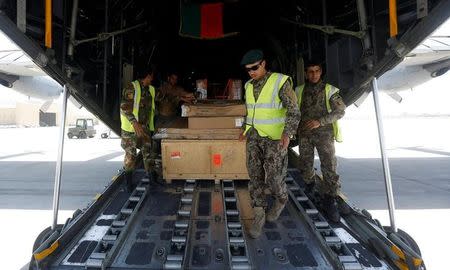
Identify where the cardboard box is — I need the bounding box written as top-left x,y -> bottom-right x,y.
181,102 -> 246,117
188,117 -> 244,129
162,139 -> 249,182
154,128 -> 241,140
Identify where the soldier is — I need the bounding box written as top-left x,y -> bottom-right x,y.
155,72 -> 195,127
120,67 -> 157,191
240,49 -> 300,238
295,60 -> 346,222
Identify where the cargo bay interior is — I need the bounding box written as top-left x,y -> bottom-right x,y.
1,0 -> 447,133
1,0 -> 449,269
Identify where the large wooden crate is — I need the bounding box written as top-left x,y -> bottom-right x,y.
161,139 -> 249,183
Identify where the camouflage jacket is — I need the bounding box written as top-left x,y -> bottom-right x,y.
120,81 -> 153,131
248,72 -> 300,137
156,82 -> 189,117
299,80 -> 346,136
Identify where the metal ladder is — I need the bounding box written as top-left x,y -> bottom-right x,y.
222,180 -> 252,270
85,175 -> 150,268
163,179 -> 197,269
286,168 -> 363,270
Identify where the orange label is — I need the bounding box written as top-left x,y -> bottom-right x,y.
170,151 -> 181,159
213,154 -> 222,166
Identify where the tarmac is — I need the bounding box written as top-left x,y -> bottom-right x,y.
0,116 -> 449,270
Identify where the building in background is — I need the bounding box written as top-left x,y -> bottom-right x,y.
0,87 -> 96,127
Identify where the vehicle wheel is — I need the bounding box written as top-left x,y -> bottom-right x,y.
67,133 -> 73,139
396,228 -> 422,256
29,225 -> 63,270
78,131 -> 86,139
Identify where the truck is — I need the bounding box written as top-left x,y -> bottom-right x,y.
67,118 -> 96,139
0,0 -> 448,269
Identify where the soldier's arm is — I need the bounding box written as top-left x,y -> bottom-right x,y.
175,86 -> 195,102
279,79 -> 301,137
318,93 -> 346,125
120,83 -> 137,124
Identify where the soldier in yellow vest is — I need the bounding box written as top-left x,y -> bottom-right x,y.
295,61 -> 346,222
240,49 -> 300,238
120,67 -> 157,191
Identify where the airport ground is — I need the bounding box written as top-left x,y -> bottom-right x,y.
0,114 -> 449,270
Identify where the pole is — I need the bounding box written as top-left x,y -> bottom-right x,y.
52,85 -> 69,230
103,0 -> 108,111
372,78 -> 397,232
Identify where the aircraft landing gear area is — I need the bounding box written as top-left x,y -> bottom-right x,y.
30,168 -> 423,270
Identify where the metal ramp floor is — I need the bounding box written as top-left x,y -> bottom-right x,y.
44,169 -> 387,270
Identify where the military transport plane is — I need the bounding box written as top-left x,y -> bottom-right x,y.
0,0 -> 449,269
0,33 -> 83,111
1,27 -> 448,112
377,35 -> 450,103
0,34 -> 61,111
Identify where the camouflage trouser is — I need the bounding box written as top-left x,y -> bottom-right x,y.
298,132 -> 340,197
121,130 -> 154,173
246,128 -> 288,209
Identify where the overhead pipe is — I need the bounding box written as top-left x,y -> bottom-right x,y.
357,0 -> 374,70
67,0 -> 79,58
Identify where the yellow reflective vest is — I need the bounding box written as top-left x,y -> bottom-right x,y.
120,80 -> 156,132
244,73 -> 290,140
295,83 -> 342,142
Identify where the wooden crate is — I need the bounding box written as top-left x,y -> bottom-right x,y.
155,128 -> 241,140
162,139 -> 249,183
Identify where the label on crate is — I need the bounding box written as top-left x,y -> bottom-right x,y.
170,151 -> 181,159
235,117 -> 244,127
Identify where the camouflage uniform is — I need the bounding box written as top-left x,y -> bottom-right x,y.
120,81 -> 154,172
246,72 -> 300,208
297,81 -> 346,197
154,82 -> 191,128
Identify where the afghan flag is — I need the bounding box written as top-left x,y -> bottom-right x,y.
180,1 -> 239,39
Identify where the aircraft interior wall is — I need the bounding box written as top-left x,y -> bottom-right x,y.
0,0 -> 448,133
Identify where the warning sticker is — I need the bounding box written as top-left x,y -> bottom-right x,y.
170,151 -> 181,159
213,154 -> 222,167
235,117 -> 244,127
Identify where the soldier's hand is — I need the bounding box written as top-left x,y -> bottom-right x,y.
239,131 -> 246,142
181,94 -> 196,104
279,133 -> 290,151
304,120 -> 320,130
133,122 -> 147,139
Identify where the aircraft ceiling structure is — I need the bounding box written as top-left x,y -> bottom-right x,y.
0,0 -> 449,134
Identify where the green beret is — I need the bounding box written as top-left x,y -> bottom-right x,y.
240,49 -> 264,65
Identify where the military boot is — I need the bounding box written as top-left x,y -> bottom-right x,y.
323,195 -> 340,223
304,182 -> 315,197
248,207 -> 265,239
125,171 -> 134,192
266,200 -> 286,222
149,170 -> 165,185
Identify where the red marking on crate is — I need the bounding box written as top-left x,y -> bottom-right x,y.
170,151 -> 181,159
213,154 -> 222,166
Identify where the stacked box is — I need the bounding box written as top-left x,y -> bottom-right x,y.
158,100 -> 249,182
182,101 -> 246,129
